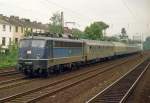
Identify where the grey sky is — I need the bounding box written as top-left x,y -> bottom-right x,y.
0,0 -> 149,39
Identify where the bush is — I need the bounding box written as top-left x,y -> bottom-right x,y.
0,44 -> 18,68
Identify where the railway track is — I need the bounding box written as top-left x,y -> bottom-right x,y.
0,70 -> 19,76
0,68 -> 30,91
0,72 -> 26,89
86,59 -> 150,103
0,67 -> 15,72
0,77 -> 30,91
0,54 -> 142,103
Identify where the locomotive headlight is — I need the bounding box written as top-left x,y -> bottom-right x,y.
27,50 -> 31,54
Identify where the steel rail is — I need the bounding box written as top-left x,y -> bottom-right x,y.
0,70 -> 19,76
0,77 -> 33,91
86,59 -> 149,103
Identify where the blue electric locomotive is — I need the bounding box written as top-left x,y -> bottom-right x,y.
18,36 -> 84,77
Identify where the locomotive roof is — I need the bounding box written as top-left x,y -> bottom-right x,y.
22,36 -> 136,47
22,36 -> 115,46
21,36 -> 84,43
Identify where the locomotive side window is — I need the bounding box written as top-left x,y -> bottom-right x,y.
54,41 -> 82,47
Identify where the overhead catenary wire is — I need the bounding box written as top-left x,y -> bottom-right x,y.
42,0 -> 93,21
120,0 -> 138,22
38,0 -> 91,29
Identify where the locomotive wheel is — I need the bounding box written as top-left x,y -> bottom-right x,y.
24,69 -> 28,75
28,70 -> 34,78
59,64 -> 64,73
42,69 -> 49,77
53,65 -> 61,74
76,63 -> 80,69
66,64 -> 72,71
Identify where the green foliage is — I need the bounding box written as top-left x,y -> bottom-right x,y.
121,28 -> 127,35
0,44 -> 18,68
49,12 -> 63,34
24,30 -> 32,37
146,36 -> 150,41
72,28 -> 84,39
84,21 -> 109,40
103,36 -> 120,42
120,28 -> 128,40
143,36 -> 150,50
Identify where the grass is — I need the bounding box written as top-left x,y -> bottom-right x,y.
0,46 -> 18,69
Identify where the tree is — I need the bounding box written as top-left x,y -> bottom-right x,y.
72,28 -> 84,39
143,36 -> 150,50
49,12 -> 63,34
24,31 -> 32,37
120,27 -> 129,43
84,21 -> 109,40
121,28 -> 127,36
120,28 -> 128,39
146,36 -> 150,41
103,36 -> 120,42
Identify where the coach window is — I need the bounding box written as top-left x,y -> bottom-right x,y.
2,37 -> 6,46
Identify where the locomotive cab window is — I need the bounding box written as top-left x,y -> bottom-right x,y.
20,39 -> 46,48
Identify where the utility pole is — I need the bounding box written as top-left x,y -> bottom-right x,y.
61,11 -> 64,33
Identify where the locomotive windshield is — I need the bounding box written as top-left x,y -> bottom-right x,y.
20,39 -> 45,48
19,39 -> 46,59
